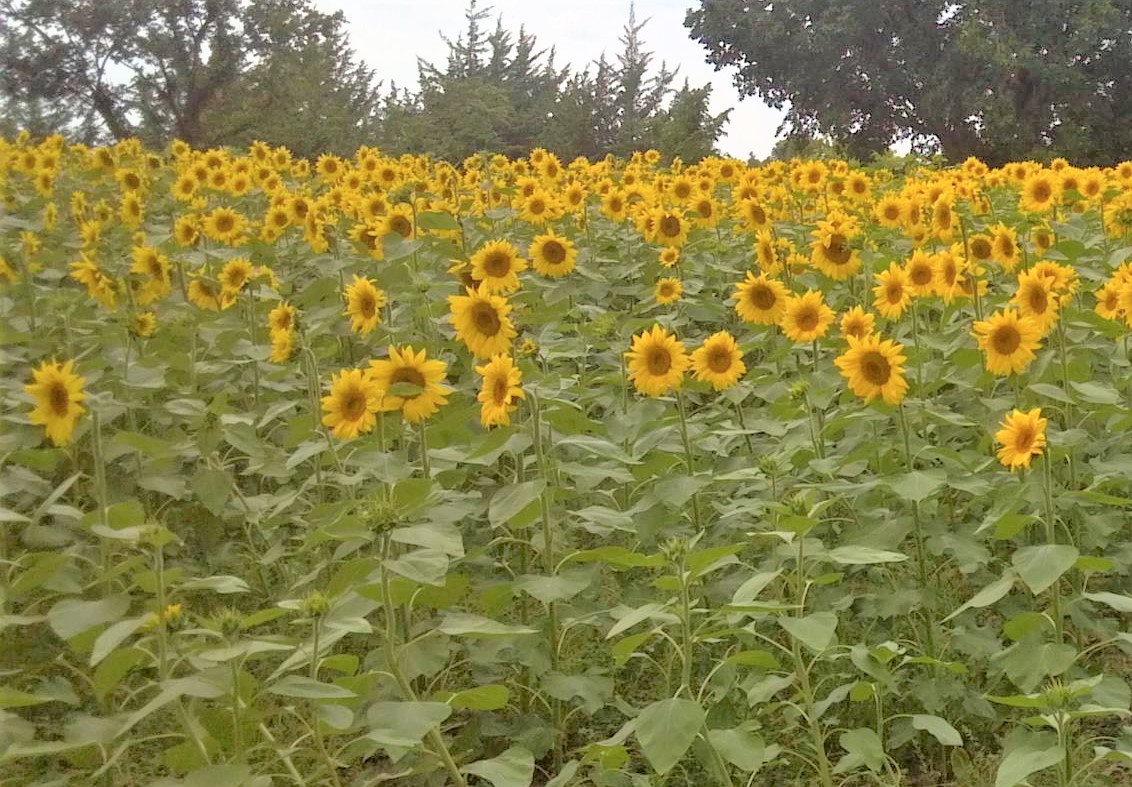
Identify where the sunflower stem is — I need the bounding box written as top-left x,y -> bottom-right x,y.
417,420 -> 431,479
675,390 -> 702,527
897,402 -> 937,659
910,301 -> 925,395
91,409 -> 112,596
1042,454 -> 1065,644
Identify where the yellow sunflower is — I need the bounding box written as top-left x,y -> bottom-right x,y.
25,359 -> 87,446
990,223 -> 1020,270
873,263 -> 912,320
475,354 -> 525,427
658,247 -> 680,269
270,330 -> 295,363
1020,171 -> 1060,213
971,309 -> 1043,375
368,346 -> 450,423
1011,270 -> 1060,335
269,302 -> 296,335
202,207 -> 247,245
131,311 -> 157,338
626,325 -> 689,397
219,257 -> 254,295
780,290 -> 835,343
655,277 -> 683,305
343,275 -> 387,335
840,306 -> 876,340
733,272 -> 789,325
529,232 -> 578,278
690,331 -> 746,391
470,240 -> 527,293
448,287 -> 517,359
904,251 -> 936,297
1095,281 -> 1123,321
834,334 -> 909,405
321,368 -> 382,440
995,408 -> 1047,470
650,208 -> 690,247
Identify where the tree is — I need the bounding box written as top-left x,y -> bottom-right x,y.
685,0 -> 1132,165
0,0 -> 381,154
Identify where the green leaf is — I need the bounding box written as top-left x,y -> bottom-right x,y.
47,595 -> 130,641
392,522 -> 464,557
542,673 -> 614,714
438,613 -> 538,638
385,549 -> 450,586
778,612 -> 838,653
514,572 -> 590,604
911,714 -> 963,746
998,641 -> 1077,692
1013,545 -> 1078,595
707,727 -> 767,772
944,574 -> 1015,621
365,701 -> 452,747
461,746 -> 534,787
182,765 -> 255,787
565,546 -> 664,568
835,728 -> 886,773
827,546 -> 908,565
179,575 -> 251,594
887,470 -> 945,502
268,675 -> 357,699
634,698 -> 705,775
995,735 -> 1063,787
1084,592 -> 1132,612
488,480 -> 545,528
444,684 -> 510,711
0,686 -> 56,708
417,211 -> 460,231
1070,380 -> 1121,405
191,467 -> 231,515
90,617 -> 147,667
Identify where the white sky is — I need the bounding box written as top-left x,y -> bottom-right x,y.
313,0 -> 786,160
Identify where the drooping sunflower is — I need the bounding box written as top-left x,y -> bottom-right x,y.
529,232 -> 578,278
780,290 -> 834,343
129,246 -> 172,306
475,354 -> 525,427
368,346 -> 450,423
25,359 -> 87,446
834,334 -> 909,405
626,325 -> 689,397
470,240 -> 527,293
343,275 -> 387,335
733,272 -> 789,325
448,287 -> 517,359
690,331 -> 746,391
187,274 -> 236,311
971,309 -> 1043,376
655,277 -> 683,305
995,408 -> 1047,469
269,302 -> 297,335
321,368 -> 382,440
270,330 -> 295,363
873,263 -> 912,320
840,306 -> 876,340
131,311 -> 158,339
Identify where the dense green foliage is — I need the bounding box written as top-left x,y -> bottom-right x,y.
686,0 -> 1132,165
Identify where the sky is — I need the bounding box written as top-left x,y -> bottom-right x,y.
312,0 -> 787,160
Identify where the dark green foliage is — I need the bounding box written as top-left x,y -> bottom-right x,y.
686,0 -> 1132,165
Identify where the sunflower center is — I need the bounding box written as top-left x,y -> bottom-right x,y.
1026,285 -> 1049,314
936,204 -> 951,225
749,205 -> 766,224
609,198 -> 623,213
750,284 -> 776,311
910,264 -> 932,286
659,215 -> 682,237
886,284 -> 905,303
342,390 -> 368,420
991,325 -> 1022,355
469,302 -> 502,336
796,307 -> 819,332
646,348 -> 672,376
48,382 -> 70,416
1032,181 -> 1052,202
215,214 -> 235,233
971,237 -> 992,259
825,234 -> 852,265
541,241 -> 566,265
390,367 -> 426,397
358,292 -> 376,318
706,347 -> 733,373
860,351 -> 892,386
492,378 -> 510,403
999,237 -> 1016,257
884,205 -> 900,221
1013,426 -> 1034,452
483,251 -> 512,279
528,199 -> 546,215
390,216 -> 412,238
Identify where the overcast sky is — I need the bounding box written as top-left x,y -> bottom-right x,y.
312,0 -> 786,159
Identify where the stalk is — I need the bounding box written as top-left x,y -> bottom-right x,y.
1042,455 -> 1065,644
675,390 -> 702,526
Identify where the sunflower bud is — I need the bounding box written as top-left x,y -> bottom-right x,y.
302,591 -> 330,619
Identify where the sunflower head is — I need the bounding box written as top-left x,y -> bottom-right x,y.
25,359 -> 87,445
834,334 -> 908,405
475,354 -> 525,427
995,408 -> 1048,469
691,331 -> 746,391
626,325 -> 689,397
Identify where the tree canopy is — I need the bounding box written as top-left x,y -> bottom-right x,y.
686,0 -> 1132,165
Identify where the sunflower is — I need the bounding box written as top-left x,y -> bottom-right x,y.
1095,281 -> 1123,321
873,264 -> 912,320
995,408 -> 1047,469
905,251 -> 936,297
967,233 -> 994,263
990,223 -> 1020,270
343,275 -> 387,335
931,192 -> 956,240
834,334 -> 909,405
268,302 -> 297,335
780,290 -> 834,343
202,207 -> 247,245
655,277 -> 683,305
874,195 -> 905,228
810,231 -> 860,279
448,287 -> 517,358
972,309 -> 1043,375
70,255 -> 119,309
626,325 -> 689,397
840,306 -> 876,339
131,311 -> 157,338
650,208 -> 690,247
1011,270 -> 1060,335
475,354 -> 525,427
601,190 -> 628,222
321,368 -> 383,439
174,215 -> 200,246
187,275 -> 236,311
690,331 -> 746,391
271,329 -> 295,363
658,247 -> 680,269
735,198 -> 771,231
1020,171 -> 1060,213
733,272 -> 789,325
368,346 -> 450,423
219,257 -> 254,295
25,359 -> 87,445
470,240 -> 527,293
529,232 -> 578,278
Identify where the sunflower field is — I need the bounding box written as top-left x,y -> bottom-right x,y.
6,134 -> 1132,787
